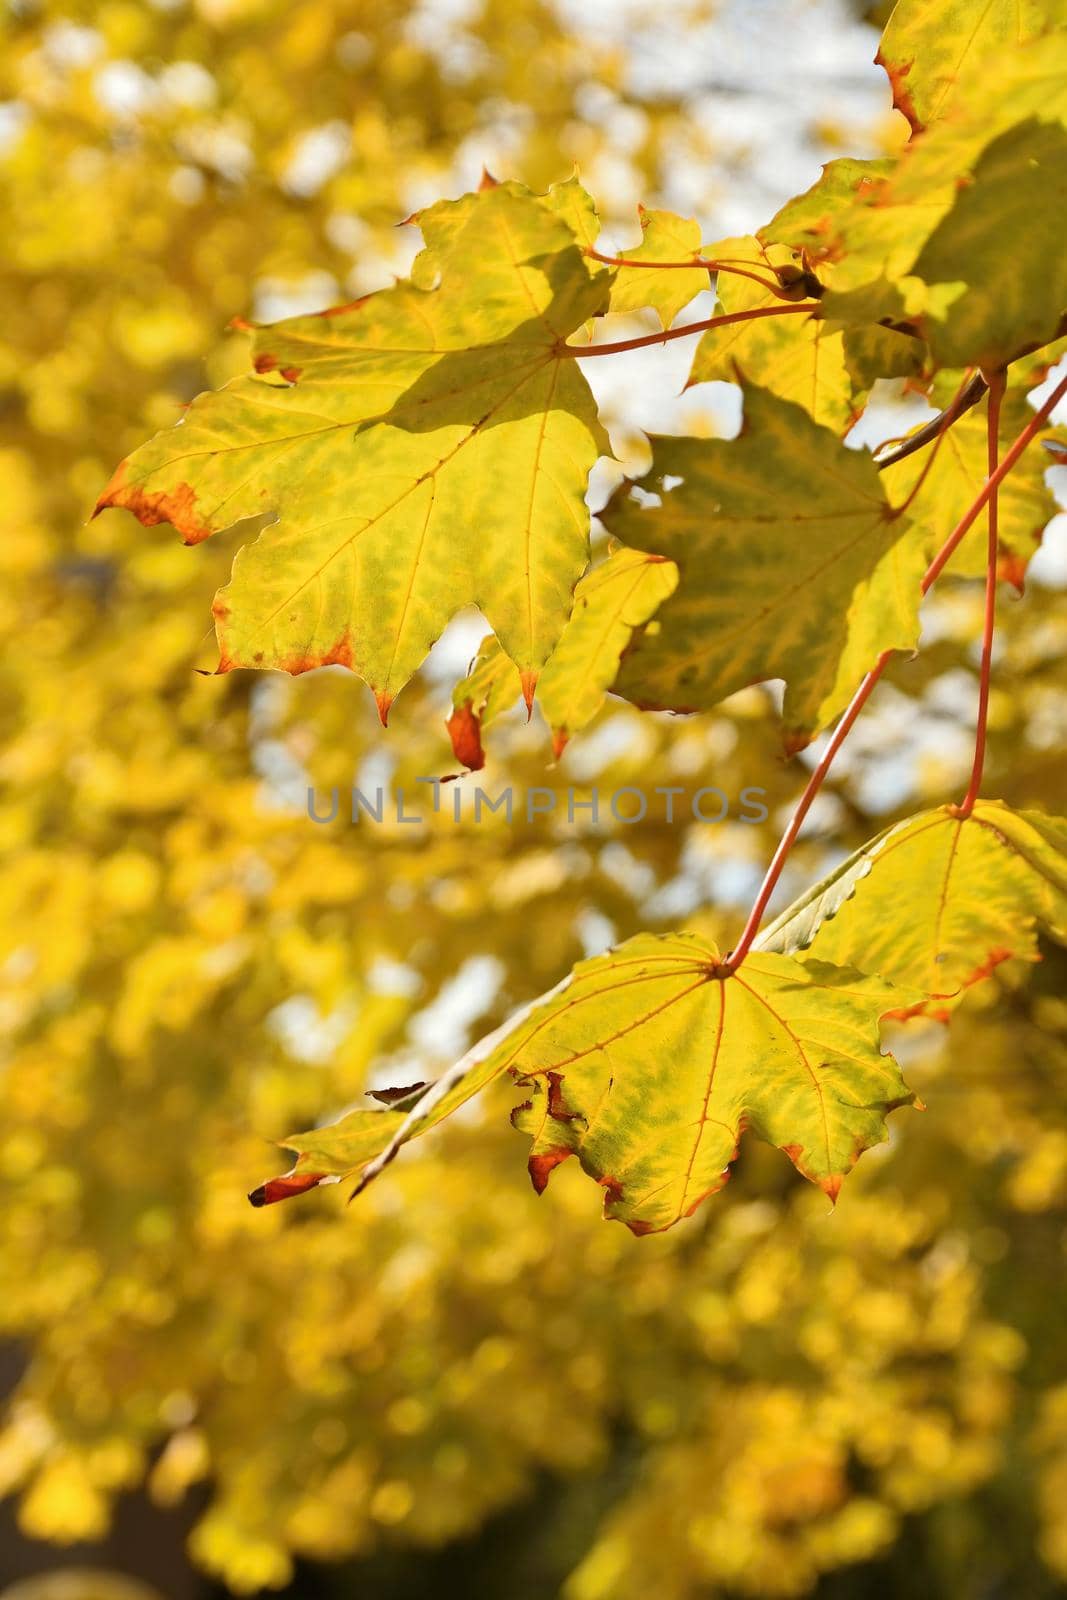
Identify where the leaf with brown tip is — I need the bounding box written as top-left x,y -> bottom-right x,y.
96,181 -> 611,712
268,934 -> 918,1234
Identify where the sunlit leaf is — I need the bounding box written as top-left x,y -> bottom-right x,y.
842,323 -> 929,399
760,157 -> 894,262
277,933 -> 917,1234
769,36 -> 1067,367
757,801 -> 1067,1010
250,1083 -> 430,1204
446,636 -> 524,773
538,548 -> 678,753
911,117 -> 1067,369
96,182 -> 611,716
877,0 -> 1054,132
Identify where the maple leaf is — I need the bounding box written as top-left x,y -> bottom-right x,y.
910,116 -> 1067,370
506,935 -> 918,1233
96,181 -> 611,717
447,546 -> 678,767
601,384 -> 924,750
260,934 -> 918,1234
757,801 -> 1067,1012
767,36 -> 1067,367
877,0 -> 1053,133
687,236 -> 854,431
605,207 -> 710,329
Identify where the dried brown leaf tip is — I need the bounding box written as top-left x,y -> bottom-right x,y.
94,462 -> 214,546
874,48 -> 922,134
446,701 -> 486,771
248,1171 -> 332,1207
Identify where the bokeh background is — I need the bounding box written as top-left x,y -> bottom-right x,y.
3,0 -> 1067,1596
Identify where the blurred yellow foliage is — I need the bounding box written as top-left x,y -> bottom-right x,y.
2,0 -> 1067,1595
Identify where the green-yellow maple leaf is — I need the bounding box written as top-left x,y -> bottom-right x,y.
877,0 -> 1054,133
606,207 -> 710,330
876,29 -> 1067,195
1012,334 -> 1067,388
96,181 -> 611,717
687,237 -> 853,431
258,933 -> 917,1233
602,384 -> 924,750
543,171 -> 604,264
767,36 -> 1067,367
910,116 -> 1067,370
757,801 -> 1067,1012
447,547 -> 678,767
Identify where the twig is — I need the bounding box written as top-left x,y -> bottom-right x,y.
874,371 -> 987,472
584,247 -> 797,299
558,302 -> 814,359
954,370 -> 1006,818
885,368 -> 977,518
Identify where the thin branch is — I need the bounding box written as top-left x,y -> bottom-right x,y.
882,369 -> 977,520
874,370 -> 988,474
585,247 -> 712,272
718,651 -> 893,976
722,368 -> 1067,975
584,247 -> 794,298
558,302 -> 815,359
954,370 -> 1006,818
